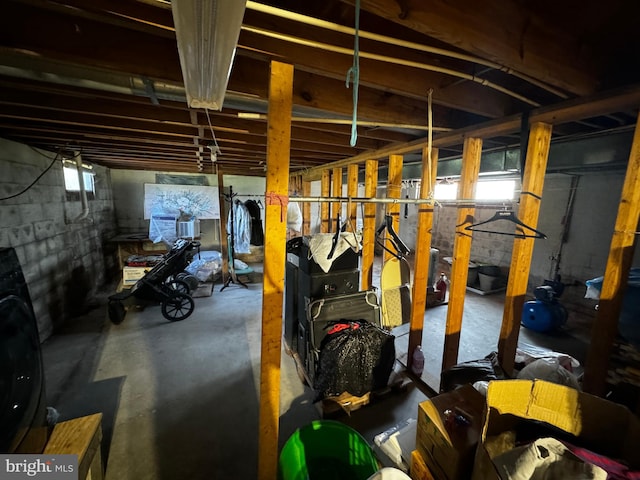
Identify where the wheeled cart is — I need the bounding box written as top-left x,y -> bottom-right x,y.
108,239 -> 200,324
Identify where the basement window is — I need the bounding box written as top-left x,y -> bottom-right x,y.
433,178 -> 517,201
63,161 -> 95,200
476,179 -> 516,200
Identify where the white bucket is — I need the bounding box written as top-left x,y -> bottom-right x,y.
367,467 -> 412,480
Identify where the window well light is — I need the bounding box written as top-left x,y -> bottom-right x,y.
171,0 -> 247,110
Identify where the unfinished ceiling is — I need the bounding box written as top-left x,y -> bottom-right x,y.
1,0 -> 639,175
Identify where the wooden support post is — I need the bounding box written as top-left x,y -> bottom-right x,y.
583,112 -> 640,396
498,122 -> 552,375
258,60 -> 293,480
361,159 -> 378,290
442,138 -> 482,372
332,167 -> 343,231
217,168 -> 229,279
301,179 -> 311,235
320,170 -> 330,233
384,154 -> 403,262
408,146 -> 439,370
347,164 -> 359,231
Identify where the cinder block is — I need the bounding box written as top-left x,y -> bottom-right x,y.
21,259 -> 41,284
9,224 -> 35,246
1,204 -> 22,225
20,204 -> 46,223
24,241 -> 48,263
39,252 -> 59,275
34,220 -> 56,241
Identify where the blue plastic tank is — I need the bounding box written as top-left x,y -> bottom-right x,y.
521,300 -> 567,333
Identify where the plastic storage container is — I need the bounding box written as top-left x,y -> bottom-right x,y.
279,420 -> 379,480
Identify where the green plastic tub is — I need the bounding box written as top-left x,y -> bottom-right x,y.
278,420 -> 379,480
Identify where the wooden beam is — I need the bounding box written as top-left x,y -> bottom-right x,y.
349,0 -> 597,96
258,60 -> 293,480
530,83 -> 640,126
497,122 -> 552,375
301,180 -> 311,235
408,146 -> 439,372
331,167 -> 343,231
232,54 -> 429,127
583,112 -> 640,396
441,137 -> 482,372
301,83 -> 640,181
0,3 -> 184,82
384,155 -> 403,262
347,164 -> 359,231
238,27 -> 511,119
320,170 -> 331,233
302,115 -> 522,180
361,159 -> 378,291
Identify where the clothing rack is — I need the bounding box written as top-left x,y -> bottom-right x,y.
221,185 -> 248,290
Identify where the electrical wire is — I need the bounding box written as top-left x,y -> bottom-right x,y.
0,147 -> 70,202
204,108 -> 221,160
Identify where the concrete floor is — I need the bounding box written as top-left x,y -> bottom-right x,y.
40,261 -> 590,479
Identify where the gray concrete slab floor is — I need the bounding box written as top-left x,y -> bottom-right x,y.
40,261 -> 590,479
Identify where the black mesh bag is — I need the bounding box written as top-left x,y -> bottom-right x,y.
314,320 -> 395,400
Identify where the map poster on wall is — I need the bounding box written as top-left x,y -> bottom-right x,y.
144,183 -> 220,219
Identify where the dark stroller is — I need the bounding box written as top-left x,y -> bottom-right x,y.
108,239 -> 200,324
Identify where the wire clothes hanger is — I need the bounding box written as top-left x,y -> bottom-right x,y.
376,214 -> 410,259
464,208 -> 547,239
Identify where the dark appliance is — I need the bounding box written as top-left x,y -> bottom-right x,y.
0,247 -> 48,453
284,257 -> 299,352
298,268 -> 360,302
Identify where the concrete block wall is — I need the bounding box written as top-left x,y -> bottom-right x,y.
306,169 -> 635,300
111,170 -> 266,250
0,138 -> 117,341
427,172 -> 639,297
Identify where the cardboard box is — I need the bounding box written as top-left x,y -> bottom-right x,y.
472,379 -> 640,480
122,266 -> 151,286
410,450 -> 436,480
416,384 -> 485,480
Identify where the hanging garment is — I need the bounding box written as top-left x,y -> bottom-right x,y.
227,201 -> 252,254
244,199 -> 264,246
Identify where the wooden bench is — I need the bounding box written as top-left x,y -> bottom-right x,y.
43,413 -> 103,480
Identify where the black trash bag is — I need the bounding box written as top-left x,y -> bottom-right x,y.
440,351 -> 506,392
314,320 -> 395,401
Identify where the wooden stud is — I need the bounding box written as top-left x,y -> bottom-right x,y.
332,167 -> 343,231
408,147 -> 439,370
498,122 -> 552,374
361,159 -> 378,290
384,155 -> 403,262
217,168 -> 229,279
442,137 -> 482,372
258,60 -> 293,480
320,170 -> 331,233
583,112 -> 640,396
347,164 -> 359,231
301,179 -> 311,235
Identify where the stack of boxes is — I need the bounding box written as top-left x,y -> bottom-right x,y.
284,235 -> 363,386
411,380 -> 640,479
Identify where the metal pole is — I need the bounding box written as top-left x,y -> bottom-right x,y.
290,195 -> 435,204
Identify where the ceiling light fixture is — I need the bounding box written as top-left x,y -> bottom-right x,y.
171,0 -> 247,110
